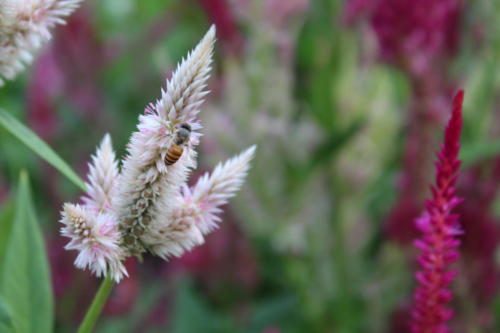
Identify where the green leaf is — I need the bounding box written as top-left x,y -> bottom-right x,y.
171,280 -> 234,333
0,109 -> 86,191
461,139 -> 500,167
286,119 -> 365,195
0,200 -> 14,272
246,295 -> 298,332
0,171 -> 54,333
96,283 -> 165,333
0,297 -> 14,332
309,119 -> 366,170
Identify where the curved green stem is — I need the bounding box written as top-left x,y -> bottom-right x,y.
77,275 -> 114,333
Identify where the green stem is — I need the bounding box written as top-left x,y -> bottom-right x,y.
327,173 -> 356,332
77,275 -> 114,333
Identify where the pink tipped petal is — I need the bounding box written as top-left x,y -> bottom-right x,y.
59,203 -> 127,282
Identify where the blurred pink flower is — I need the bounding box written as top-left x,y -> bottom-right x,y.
386,89 -> 457,244
410,91 -> 464,332
345,0 -> 462,73
343,0 -> 375,25
27,49 -> 62,141
52,6 -> 105,117
262,327 -> 281,333
385,197 -> 421,245
264,0 -> 309,28
49,234 -> 99,325
173,208 -> 259,292
459,161 -> 500,259
389,304 -> 412,333
198,0 -> 243,54
0,174 -> 8,204
0,0 -> 84,85
50,235 -> 78,299
456,160 -> 500,316
104,258 -> 139,316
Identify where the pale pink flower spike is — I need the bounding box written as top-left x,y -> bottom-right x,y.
59,25 -> 256,282
60,204 -> 127,282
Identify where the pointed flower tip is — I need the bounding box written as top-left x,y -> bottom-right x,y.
452,90 -> 464,118
196,24 -> 216,55
196,24 -> 216,50
242,145 -> 257,161
200,24 -> 217,51
444,89 -> 464,151
208,24 -> 216,36
452,90 -> 464,117
102,133 -> 112,144
97,134 -> 113,153
155,23 -> 216,122
83,133 -> 119,212
454,90 -> 464,105
221,145 -> 256,177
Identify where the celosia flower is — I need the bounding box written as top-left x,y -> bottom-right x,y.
115,25 -> 216,257
60,203 -> 127,282
344,0 -> 461,72
410,90 -> 464,332
143,145 -> 256,258
60,135 -> 126,282
370,0 -> 461,67
82,134 -> 119,213
181,146 -> 256,235
198,0 -> 243,54
52,7 -> 106,116
59,25 -> 256,282
0,0 -> 84,85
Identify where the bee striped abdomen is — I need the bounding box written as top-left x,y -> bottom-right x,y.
165,144 -> 184,165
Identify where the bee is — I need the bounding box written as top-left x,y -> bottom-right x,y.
165,123 -> 191,165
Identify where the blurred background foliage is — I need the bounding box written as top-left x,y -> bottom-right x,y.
0,0 -> 500,332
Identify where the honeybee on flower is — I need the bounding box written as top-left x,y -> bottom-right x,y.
165,123 -> 192,166
59,25 -> 256,282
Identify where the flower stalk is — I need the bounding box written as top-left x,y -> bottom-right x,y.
76,275 -> 114,333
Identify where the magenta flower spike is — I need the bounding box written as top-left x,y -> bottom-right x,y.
410,90 -> 464,332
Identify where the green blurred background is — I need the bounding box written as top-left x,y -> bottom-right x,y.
1,0 -> 500,332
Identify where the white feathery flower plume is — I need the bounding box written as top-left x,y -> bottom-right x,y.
115,25 -> 215,258
60,204 -> 127,282
59,25 -> 256,282
0,0 -> 84,85
60,134 -> 126,282
156,24 -> 215,124
190,145 -> 256,234
145,146 -> 256,259
82,134 -> 119,213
